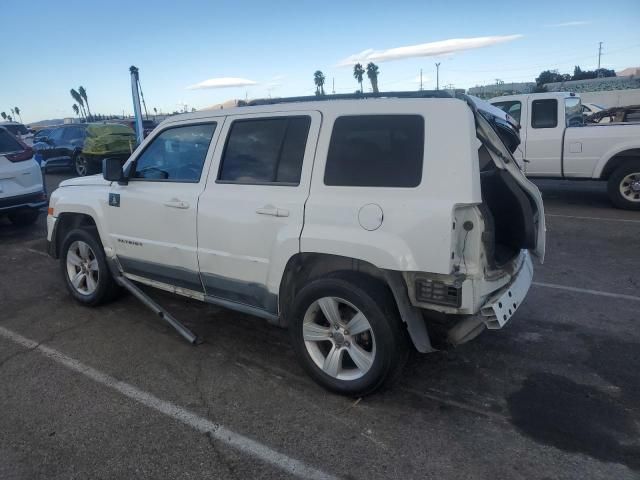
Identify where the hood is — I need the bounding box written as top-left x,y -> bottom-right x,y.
59,174 -> 111,188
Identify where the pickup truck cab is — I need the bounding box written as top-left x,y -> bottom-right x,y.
47,92 -> 545,395
491,92 -> 640,209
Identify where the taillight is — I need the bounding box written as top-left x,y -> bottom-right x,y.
5,147 -> 33,162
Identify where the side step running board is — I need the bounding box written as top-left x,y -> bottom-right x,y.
115,274 -> 200,345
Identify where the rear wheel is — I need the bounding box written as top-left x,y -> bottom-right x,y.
289,273 -> 410,396
8,209 -> 40,226
607,160 -> 640,210
60,228 -> 120,306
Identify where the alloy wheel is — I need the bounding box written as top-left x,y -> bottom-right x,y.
75,155 -> 88,176
66,240 -> 99,295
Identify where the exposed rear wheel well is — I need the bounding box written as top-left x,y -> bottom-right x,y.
52,213 -> 99,258
600,149 -> 640,180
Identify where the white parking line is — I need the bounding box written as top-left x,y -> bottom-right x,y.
0,326 -> 337,480
546,213 -> 640,224
533,281 -> 640,302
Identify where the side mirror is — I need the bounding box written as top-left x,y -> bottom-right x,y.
103,157 -> 126,183
39,136 -> 49,144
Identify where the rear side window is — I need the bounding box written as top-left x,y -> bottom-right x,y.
325,115 -> 424,187
531,99 -> 558,128
0,129 -> 23,153
218,116 -> 311,185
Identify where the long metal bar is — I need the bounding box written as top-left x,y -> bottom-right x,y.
115,274 -> 200,345
129,65 -> 145,145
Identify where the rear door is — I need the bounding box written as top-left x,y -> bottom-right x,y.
522,96 -> 563,176
197,111 -> 320,314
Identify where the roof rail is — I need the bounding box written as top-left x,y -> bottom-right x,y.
240,90 -> 453,107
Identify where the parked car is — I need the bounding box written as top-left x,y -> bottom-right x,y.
491,92 -> 640,209
0,126 -> 46,226
0,121 -> 33,145
46,92 -> 545,395
35,123 -> 135,176
114,118 -> 158,137
33,127 -> 54,144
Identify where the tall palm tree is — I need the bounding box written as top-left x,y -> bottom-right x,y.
353,63 -> 365,93
70,89 -> 86,120
366,63 -> 380,93
1,112 -> 6,121
78,86 -> 92,119
72,104 -> 80,117
14,107 -> 22,123
313,70 -> 326,96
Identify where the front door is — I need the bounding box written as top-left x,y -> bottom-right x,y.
197,111 -> 320,313
523,96 -> 563,176
105,121 -> 220,292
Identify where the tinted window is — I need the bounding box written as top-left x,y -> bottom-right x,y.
218,116 -> 311,184
492,101 -> 522,123
62,126 -> 85,140
48,128 -> 64,142
3,124 -> 28,135
325,115 -> 424,187
133,123 -> 216,182
531,99 -> 558,128
0,129 -> 23,153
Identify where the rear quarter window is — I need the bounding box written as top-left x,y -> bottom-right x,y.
0,129 -> 23,153
324,115 -> 424,187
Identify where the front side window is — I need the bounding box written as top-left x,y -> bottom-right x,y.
565,97 -> 584,127
325,115 -> 424,187
48,128 -> 64,142
63,127 -> 85,140
133,123 -> 216,182
492,101 -> 522,123
218,116 -> 311,184
531,99 -> 558,128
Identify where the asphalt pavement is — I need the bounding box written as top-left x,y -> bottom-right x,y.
1,171 -> 638,479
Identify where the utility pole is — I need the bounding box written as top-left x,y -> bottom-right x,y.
597,41 -> 603,76
435,63 -> 441,90
332,77 -> 335,94
420,69 -> 423,91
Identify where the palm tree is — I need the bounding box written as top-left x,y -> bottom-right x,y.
153,107 -> 157,120
10,108 -> 15,119
72,104 -> 80,118
313,70 -> 326,96
366,63 -> 380,93
353,63 -> 365,93
70,89 -> 86,120
0,112 -> 6,121
14,107 -> 22,123
78,86 -> 92,120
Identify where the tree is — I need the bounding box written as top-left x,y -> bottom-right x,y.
14,107 -> 22,123
1,112 -> 6,121
353,63 -> 365,93
79,86 -> 92,120
313,70 -> 326,96
153,107 -> 157,120
72,104 -> 80,117
70,89 -> 86,119
366,62 -> 380,93
535,70 -> 566,86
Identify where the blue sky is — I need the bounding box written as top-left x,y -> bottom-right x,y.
2,0 -> 639,123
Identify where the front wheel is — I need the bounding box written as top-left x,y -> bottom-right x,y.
74,154 -> 91,176
607,160 -> 640,210
289,273 -> 409,396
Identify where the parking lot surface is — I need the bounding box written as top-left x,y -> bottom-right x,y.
1,172 -> 639,479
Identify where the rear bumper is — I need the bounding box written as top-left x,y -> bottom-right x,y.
0,191 -> 47,213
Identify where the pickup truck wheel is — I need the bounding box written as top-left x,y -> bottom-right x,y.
289,273 -> 409,396
8,209 -> 40,226
60,228 -> 119,306
608,161 -> 640,210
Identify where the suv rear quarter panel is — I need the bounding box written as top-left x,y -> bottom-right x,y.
302,99 -> 481,275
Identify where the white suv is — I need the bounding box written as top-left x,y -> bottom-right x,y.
46,93 -> 545,395
0,126 -> 46,226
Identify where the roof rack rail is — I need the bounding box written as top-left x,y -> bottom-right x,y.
240,90 -> 453,107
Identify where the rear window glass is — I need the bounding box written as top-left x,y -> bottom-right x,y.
531,99 -> 558,128
325,115 -> 424,187
3,124 -> 28,135
492,101 -> 522,123
0,129 -> 23,153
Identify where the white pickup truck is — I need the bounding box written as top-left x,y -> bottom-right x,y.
490,92 -> 640,210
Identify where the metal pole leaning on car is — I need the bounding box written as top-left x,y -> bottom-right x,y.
129,66 -> 145,145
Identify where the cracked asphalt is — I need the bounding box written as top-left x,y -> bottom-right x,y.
1,172 -> 639,479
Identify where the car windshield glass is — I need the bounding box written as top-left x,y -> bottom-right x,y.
0,129 -> 24,154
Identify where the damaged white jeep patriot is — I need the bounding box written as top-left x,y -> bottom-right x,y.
47,92 -> 545,395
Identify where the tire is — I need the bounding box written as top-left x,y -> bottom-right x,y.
60,228 -> 120,306
8,209 -> 40,227
73,153 -> 91,177
607,160 -> 640,210
289,272 -> 410,396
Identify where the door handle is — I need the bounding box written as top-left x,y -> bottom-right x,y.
256,205 -> 289,217
164,199 -> 190,209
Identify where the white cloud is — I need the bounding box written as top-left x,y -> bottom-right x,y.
337,35 -> 523,66
187,77 -> 258,90
545,20 -> 591,27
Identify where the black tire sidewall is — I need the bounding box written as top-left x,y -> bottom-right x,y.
289,275 -> 404,396
60,228 -> 113,306
608,161 -> 640,210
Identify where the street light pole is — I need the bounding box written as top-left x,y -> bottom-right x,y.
435,63 -> 441,90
